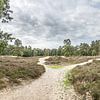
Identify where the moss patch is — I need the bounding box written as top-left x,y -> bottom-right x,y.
48,65 -> 63,69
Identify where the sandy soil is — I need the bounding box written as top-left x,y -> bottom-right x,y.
0,57 -> 97,100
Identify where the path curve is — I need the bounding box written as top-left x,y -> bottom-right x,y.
0,57 -> 99,100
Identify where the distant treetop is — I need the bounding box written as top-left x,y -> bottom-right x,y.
0,0 -> 13,23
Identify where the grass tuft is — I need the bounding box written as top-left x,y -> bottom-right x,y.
63,72 -> 72,88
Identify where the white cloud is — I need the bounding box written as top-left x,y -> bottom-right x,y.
92,0 -> 100,2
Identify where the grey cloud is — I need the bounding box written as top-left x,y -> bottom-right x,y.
0,0 -> 100,48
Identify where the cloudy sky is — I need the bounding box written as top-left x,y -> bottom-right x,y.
0,0 -> 100,48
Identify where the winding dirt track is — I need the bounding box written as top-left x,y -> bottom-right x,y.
0,57 -> 99,100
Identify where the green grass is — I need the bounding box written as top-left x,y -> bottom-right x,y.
48,65 -> 63,69
63,72 -> 72,88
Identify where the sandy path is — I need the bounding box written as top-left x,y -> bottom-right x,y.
0,57 -> 98,100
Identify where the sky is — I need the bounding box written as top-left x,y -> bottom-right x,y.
0,0 -> 100,48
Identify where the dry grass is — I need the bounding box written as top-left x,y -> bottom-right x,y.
45,56 -> 97,66
69,60 -> 100,100
0,56 -> 45,90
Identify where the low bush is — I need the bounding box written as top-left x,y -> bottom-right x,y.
69,60 -> 100,100
45,56 -> 94,65
0,56 -> 45,89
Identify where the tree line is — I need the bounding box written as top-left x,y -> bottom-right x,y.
0,1 -> 100,57
0,30 -> 100,57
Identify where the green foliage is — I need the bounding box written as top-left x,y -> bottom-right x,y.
62,39 -> 74,56
57,46 -> 62,56
63,72 -> 72,88
50,49 -> 58,56
14,39 -> 22,47
0,0 -> 13,22
91,40 -> 100,56
0,0 -> 4,14
92,50 -> 97,56
63,39 -> 71,46
0,30 -> 15,54
22,49 -> 33,57
79,43 -> 90,56
0,40 -> 7,54
63,45 -> 75,56
0,33 -> 99,57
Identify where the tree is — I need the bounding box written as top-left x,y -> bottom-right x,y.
73,46 -> 80,56
91,40 -> 100,56
14,39 -> 22,47
0,0 -> 13,54
63,45 -> 74,56
2,45 -> 15,55
25,46 -> 33,57
79,43 -> 90,56
91,50 -> 96,56
62,39 -> 74,56
44,49 -> 50,56
0,30 -> 15,41
63,39 -> 71,46
57,46 -> 62,56
0,30 -> 15,54
0,40 -> 7,54
0,0 -> 13,22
